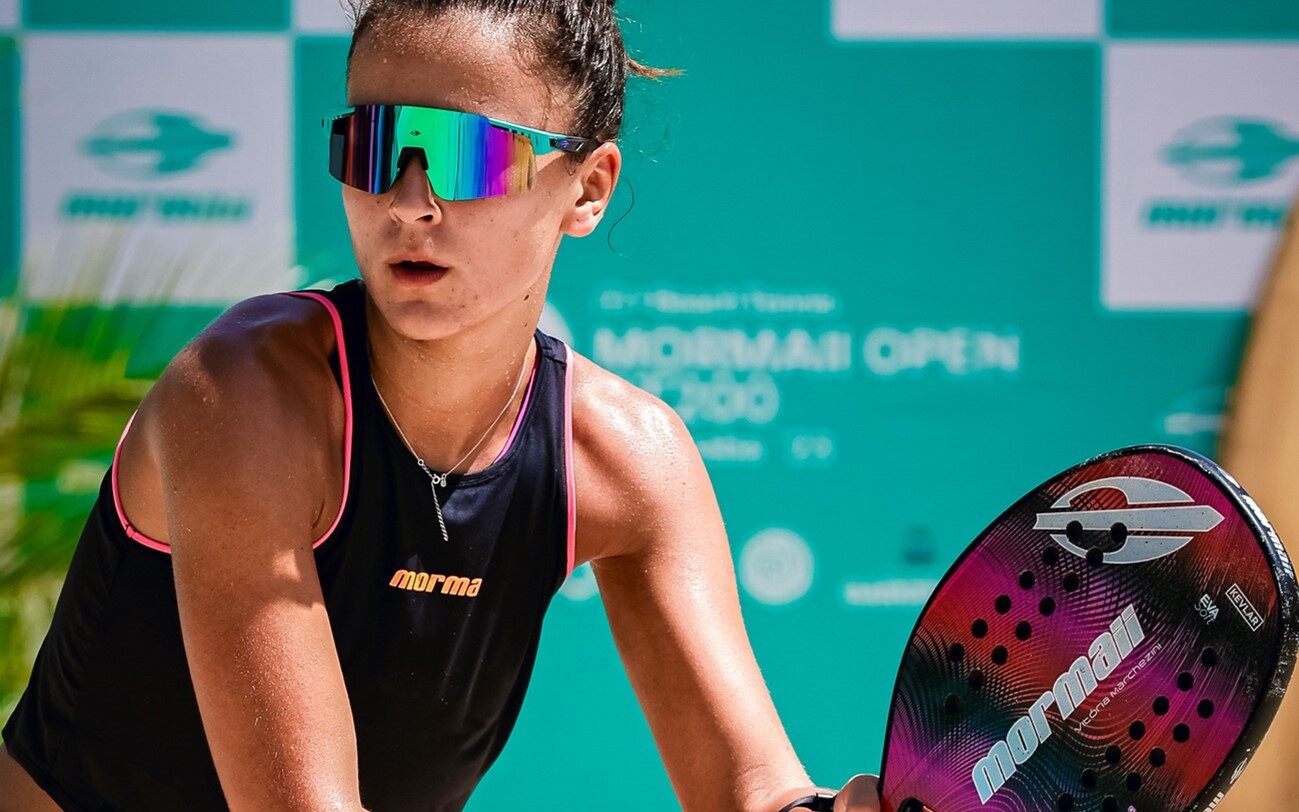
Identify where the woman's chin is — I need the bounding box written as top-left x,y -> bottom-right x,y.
368,298 -> 463,342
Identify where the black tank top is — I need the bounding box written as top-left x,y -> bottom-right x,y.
2,278 -> 577,811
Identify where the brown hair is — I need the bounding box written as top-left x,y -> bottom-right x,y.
344,0 -> 681,149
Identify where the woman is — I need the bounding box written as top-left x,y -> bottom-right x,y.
0,1 -> 880,809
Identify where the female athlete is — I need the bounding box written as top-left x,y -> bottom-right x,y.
0,1 -> 880,809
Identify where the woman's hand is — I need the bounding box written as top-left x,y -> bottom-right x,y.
795,774 -> 881,812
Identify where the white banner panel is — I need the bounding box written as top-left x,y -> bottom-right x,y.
0,0 -> 16,29
831,0 -> 1100,39
1104,44 -> 1299,310
294,0 -> 354,34
21,35 -> 296,304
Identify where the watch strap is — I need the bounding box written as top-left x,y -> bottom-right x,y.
775,790 -> 837,812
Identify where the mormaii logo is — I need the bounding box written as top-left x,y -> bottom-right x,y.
83,109 -> 235,181
1163,117 -> 1299,189
1033,476 -> 1224,565
973,604 -> 1146,803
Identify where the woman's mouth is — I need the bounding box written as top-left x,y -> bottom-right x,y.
389,260 -> 450,284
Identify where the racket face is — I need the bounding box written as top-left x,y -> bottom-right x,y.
878,445 -> 1299,812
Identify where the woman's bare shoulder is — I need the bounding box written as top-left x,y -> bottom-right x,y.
145,290 -> 342,443
117,291 -> 346,547
174,291 -> 337,379
567,349 -> 700,564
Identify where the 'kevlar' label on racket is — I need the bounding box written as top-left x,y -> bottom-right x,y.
878,446 -> 1299,812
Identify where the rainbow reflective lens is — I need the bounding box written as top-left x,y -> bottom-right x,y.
323,103 -> 595,201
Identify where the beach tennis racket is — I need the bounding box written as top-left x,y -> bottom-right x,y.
875,444 -> 1299,812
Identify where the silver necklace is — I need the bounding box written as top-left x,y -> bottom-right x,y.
369,342 -> 532,544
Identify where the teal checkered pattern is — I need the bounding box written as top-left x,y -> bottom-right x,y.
1109,0 -> 1299,37
24,0 -> 289,30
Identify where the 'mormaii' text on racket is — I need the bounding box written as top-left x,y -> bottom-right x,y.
973,604 -> 1146,803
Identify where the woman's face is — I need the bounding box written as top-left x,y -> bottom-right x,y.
343,10 -> 619,342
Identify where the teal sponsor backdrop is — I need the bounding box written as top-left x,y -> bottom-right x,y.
1108,0 -> 1299,37
0,1 -> 1296,809
295,35 -> 353,287
23,0 -> 289,31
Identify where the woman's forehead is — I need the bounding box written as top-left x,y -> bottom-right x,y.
347,10 -> 572,133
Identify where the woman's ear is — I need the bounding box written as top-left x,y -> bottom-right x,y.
562,141 -> 621,238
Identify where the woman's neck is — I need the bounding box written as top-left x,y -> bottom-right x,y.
363,292 -> 542,475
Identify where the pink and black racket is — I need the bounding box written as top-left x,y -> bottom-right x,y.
877,445 -> 1299,812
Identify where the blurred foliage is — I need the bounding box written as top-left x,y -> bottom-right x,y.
0,227 -> 247,721
0,292 -> 156,719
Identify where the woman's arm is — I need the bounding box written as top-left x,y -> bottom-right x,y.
574,365 -> 871,811
144,300 -> 367,812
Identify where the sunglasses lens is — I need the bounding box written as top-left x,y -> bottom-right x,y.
328,104 -> 536,200
328,105 -> 393,194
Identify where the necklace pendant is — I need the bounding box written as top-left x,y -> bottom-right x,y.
431,472 -> 448,488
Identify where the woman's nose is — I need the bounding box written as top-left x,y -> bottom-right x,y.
388,147 -> 443,223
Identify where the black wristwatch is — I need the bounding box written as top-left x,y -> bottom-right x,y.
775,791 -> 837,812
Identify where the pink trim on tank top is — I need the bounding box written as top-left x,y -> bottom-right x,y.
110,290 -> 354,554
489,339 -> 540,466
110,409 -> 169,552
563,342 -> 576,579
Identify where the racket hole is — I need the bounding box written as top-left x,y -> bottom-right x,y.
1080,768 -> 1097,789
1056,792 -> 1074,811
1063,573 -> 1080,592
948,643 -> 965,663
1086,547 -> 1104,567
1153,696 -> 1170,716
1039,596 -> 1056,616
1125,772 -> 1142,792
898,800 -> 925,812
1042,546 -> 1060,566
1066,520 -> 1083,542
1198,699 -> 1215,719
1173,723 -> 1191,743
1177,671 -> 1194,691
995,595 -> 1012,614
1101,796 -> 1118,812
1201,647 -> 1219,667
1129,720 -> 1145,740
1105,745 -> 1122,765
968,669 -> 985,690
1149,747 -> 1167,767
1015,621 -> 1033,641
1019,570 -> 1036,589
943,694 -> 962,717
972,619 -> 989,638
1110,522 -> 1128,545
991,645 -> 1009,665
